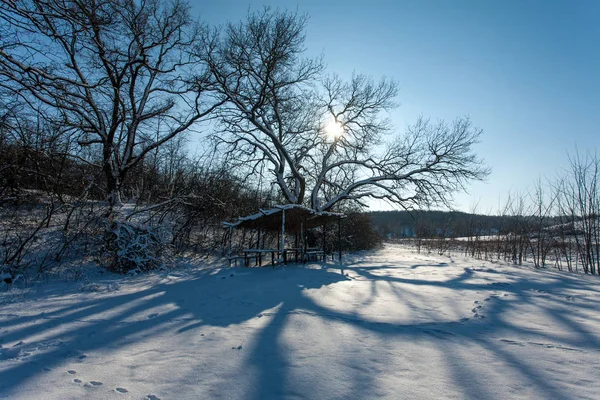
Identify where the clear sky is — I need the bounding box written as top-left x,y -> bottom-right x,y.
192,0 -> 600,213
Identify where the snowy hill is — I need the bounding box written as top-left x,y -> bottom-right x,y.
1,244 -> 600,399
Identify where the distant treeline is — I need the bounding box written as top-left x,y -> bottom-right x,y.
369,210 -> 510,238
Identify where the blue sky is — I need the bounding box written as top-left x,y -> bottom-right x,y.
193,1 -> 600,213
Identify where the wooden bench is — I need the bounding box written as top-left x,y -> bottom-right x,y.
304,250 -> 326,262
243,249 -> 280,267
227,255 -> 244,267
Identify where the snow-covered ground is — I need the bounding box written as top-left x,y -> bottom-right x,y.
2,244 -> 600,400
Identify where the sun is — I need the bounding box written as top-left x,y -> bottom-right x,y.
324,118 -> 344,141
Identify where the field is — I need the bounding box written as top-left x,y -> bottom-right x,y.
2,244 -> 600,399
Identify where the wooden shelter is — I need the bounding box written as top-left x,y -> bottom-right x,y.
223,204 -> 345,267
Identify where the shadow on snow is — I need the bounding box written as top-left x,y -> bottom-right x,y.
1,250 -> 599,399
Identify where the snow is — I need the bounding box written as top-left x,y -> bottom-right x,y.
225,204 -> 344,228
1,244 -> 600,399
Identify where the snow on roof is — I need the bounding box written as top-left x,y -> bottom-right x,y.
223,204 -> 345,231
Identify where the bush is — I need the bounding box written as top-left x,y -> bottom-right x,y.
318,212 -> 382,252
341,213 -> 383,251
103,221 -> 170,273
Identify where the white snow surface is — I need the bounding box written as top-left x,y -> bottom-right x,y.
1,244 -> 600,400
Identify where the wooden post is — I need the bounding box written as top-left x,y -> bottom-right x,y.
300,221 -> 304,249
338,218 -> 342,263
257,228 -> 262,266
257,228 -> 261,248
228,226 -> 232,267
281,209 -> 286,264
294,231 -> 299,262
322,223 -> 327,262
303,218 -> 307,249
300,221 -> 304,263
302,219 -> 307,263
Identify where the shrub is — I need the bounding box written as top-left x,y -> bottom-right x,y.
103,221 -> 170,273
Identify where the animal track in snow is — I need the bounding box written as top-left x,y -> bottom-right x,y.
67,370 -> 77,375
423,328 -> 456,339
499,338 -> 581,352
115,387 -> 128,393
532,289 -> 549,295
84,381 -> 103,387
488,282 -> 511,287
500,339 -> 525,346
470,295 -> 501,319
73,379 -> 82,383
471,301 -> 484,319
145,394 -> 161,400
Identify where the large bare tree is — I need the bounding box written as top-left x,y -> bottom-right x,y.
199,9 -> 323,206
199,9 -> 489,212
0,0 -> 221,208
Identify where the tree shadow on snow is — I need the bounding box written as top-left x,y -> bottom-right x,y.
0,251 -> 599,399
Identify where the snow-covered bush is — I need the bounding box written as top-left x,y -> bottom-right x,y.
103,220 -> 171,273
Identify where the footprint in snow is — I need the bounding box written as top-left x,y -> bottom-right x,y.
500,339 -> 525,346
500,339 -> 581,352
529,342 -> 555,348
115,388 -> 128,393
84,381 -> 103,387
67,370 -> 77,375
146,395 -> 161,400
73,379 -> 82,383
78,354 -> 87,360
489,282 -> 511,287
424,329 -> 456,339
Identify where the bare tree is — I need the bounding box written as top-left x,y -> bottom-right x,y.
0,0 -> 221,209
528,178 -> 558,268
558,150 -> 600,274
199,9 -> 489,212
199,8 -> 323,206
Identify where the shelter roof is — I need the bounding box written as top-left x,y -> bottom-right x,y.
223,204 -> 345,232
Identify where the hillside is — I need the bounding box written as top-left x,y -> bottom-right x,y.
368,210 -> 507,238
